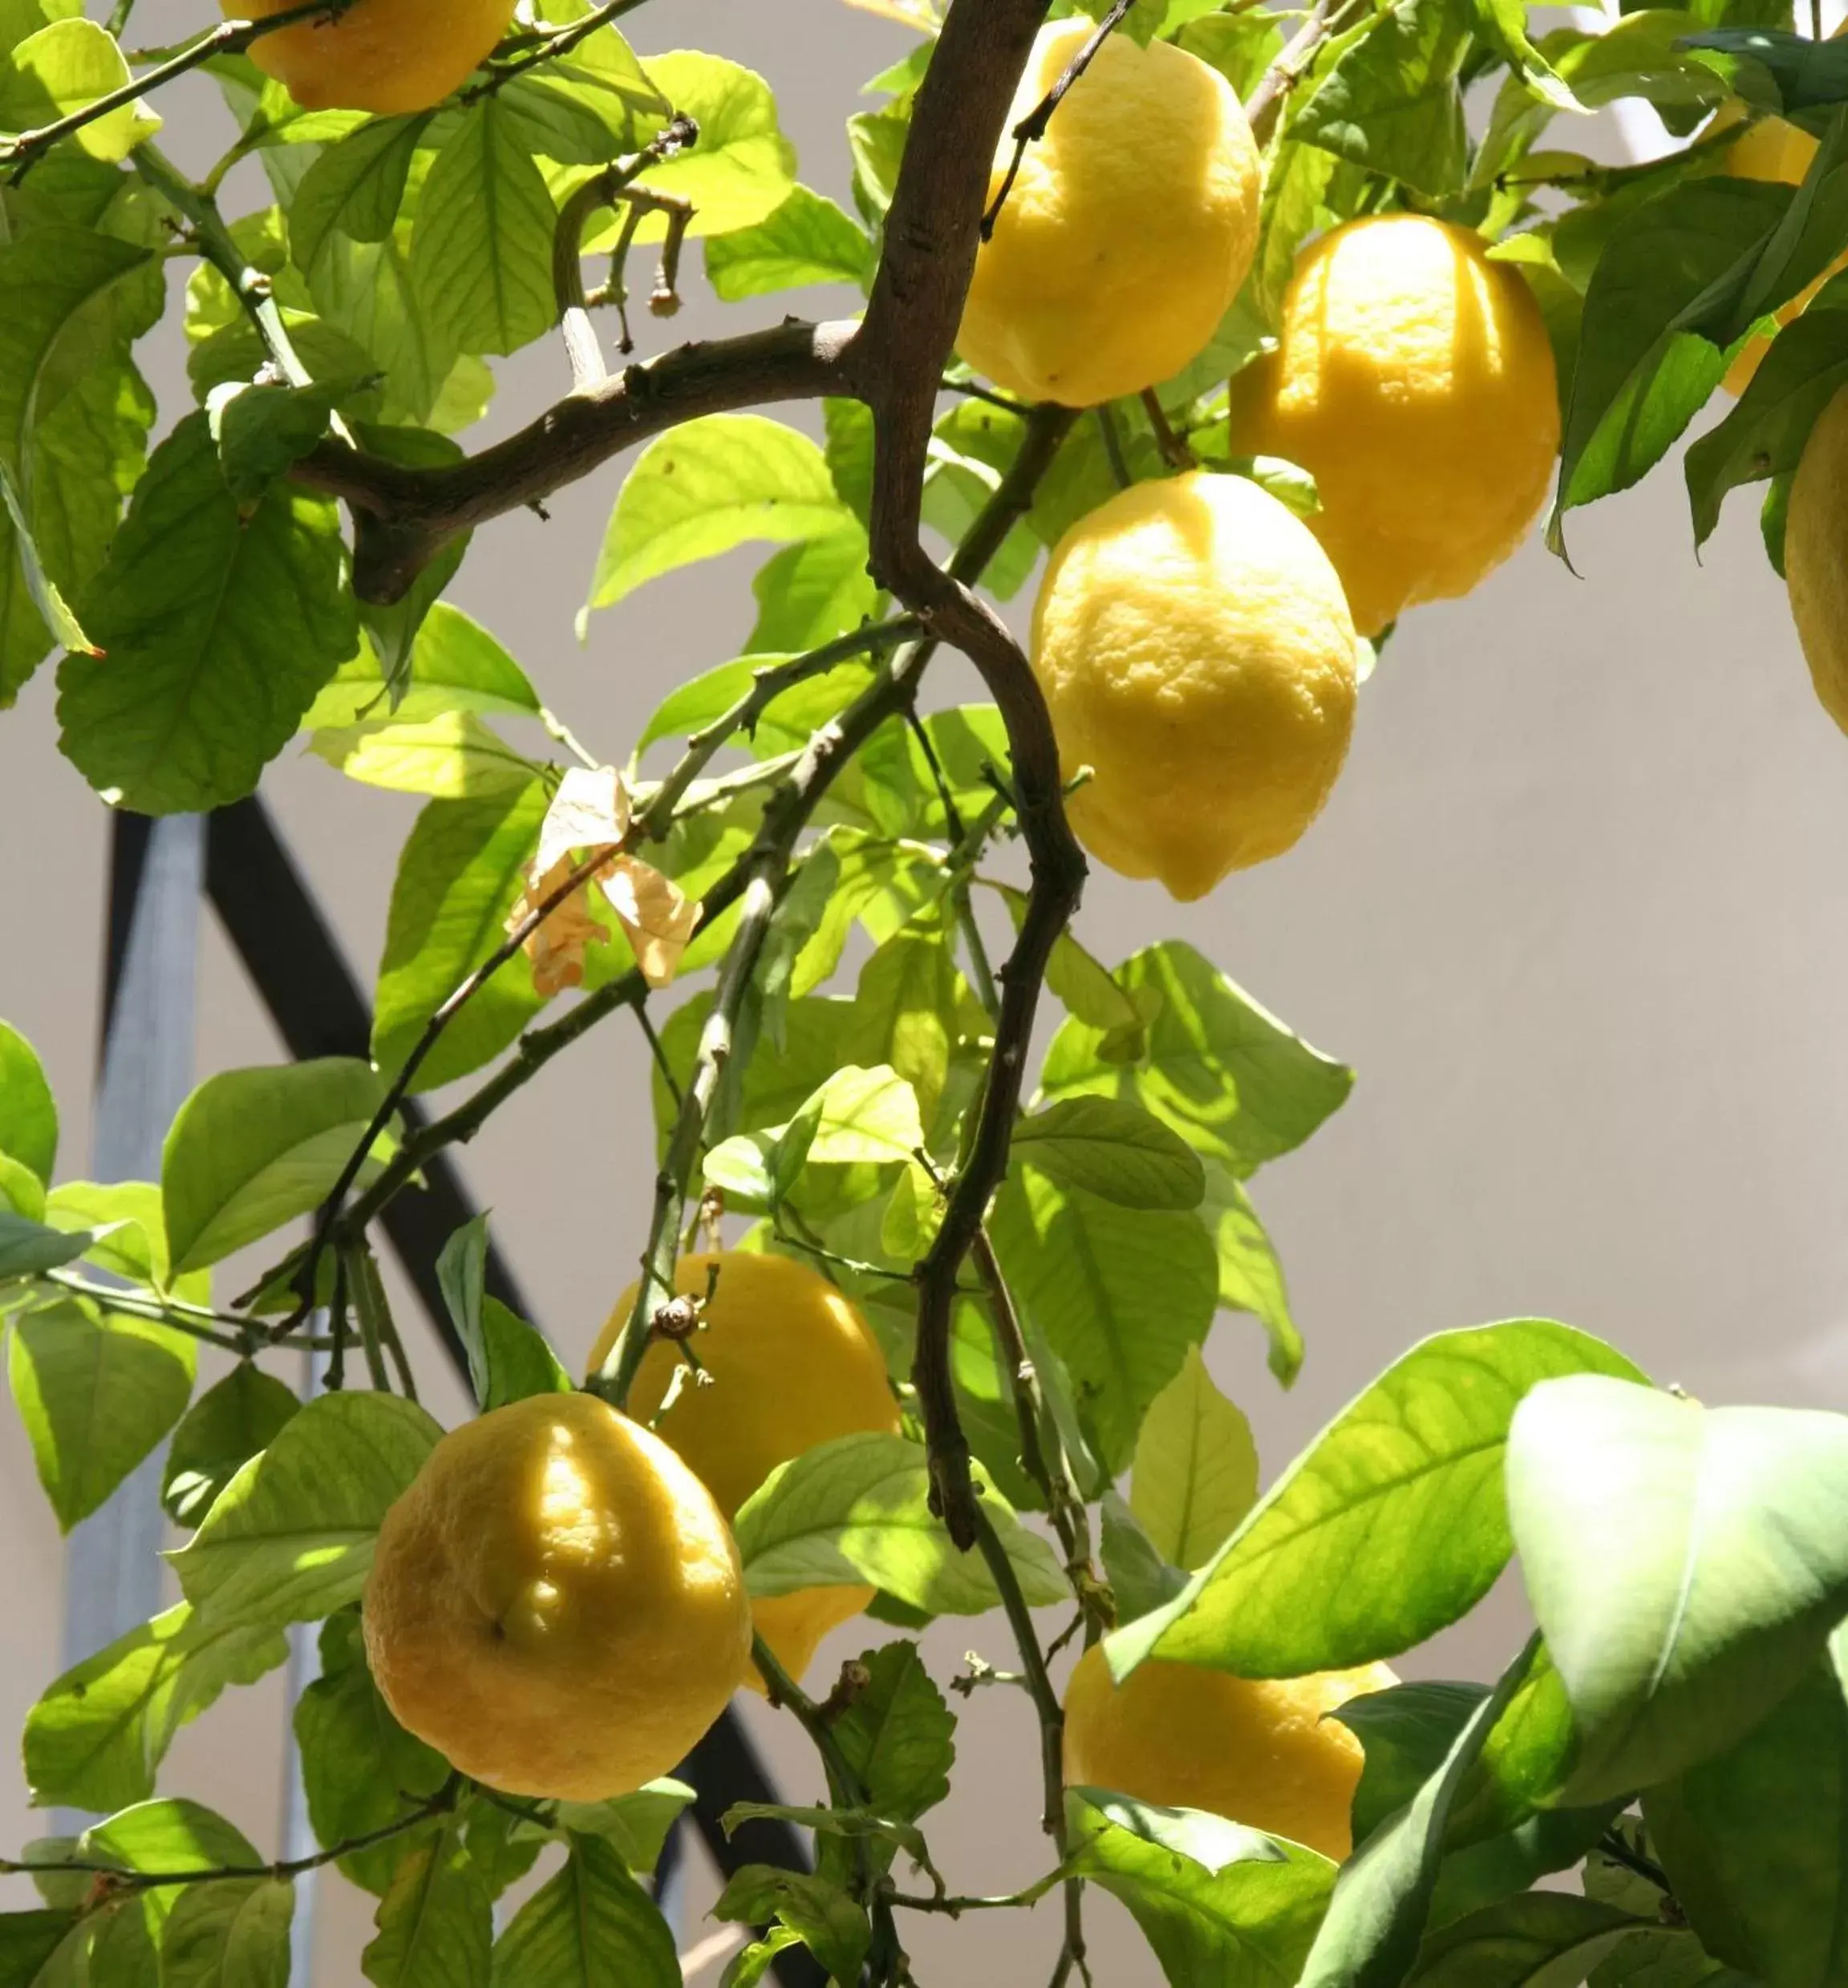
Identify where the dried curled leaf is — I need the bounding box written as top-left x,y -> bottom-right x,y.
509,764 -> 699,995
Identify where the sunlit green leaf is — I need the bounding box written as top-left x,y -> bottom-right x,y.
0,18 -> 160,160
1012,1095 -> 1206,1213
617,51 -> 796,242
1132,1346 -> 1258,1570
0,1019 -> 56,1184
161,1363 -> 301,1529
706,183 -> 873,300
304,605 -> 540,729
1198,1161 -> 1303,1385
1294,0 -> 1470,196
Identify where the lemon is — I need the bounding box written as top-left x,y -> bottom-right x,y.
363,1392 -> 751,1800
233,0 -> 517,114
590,1250 -> 900,1686
1063,1647 -> 1397,1860
1716,110 -> 1848,395
1781,383 -> 1848,735
956,20 -> 1261,407
1029,468 -> 1357,900
1230,214 -> 1559,638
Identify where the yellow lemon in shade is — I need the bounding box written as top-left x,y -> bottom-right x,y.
1715,107 -> 1848,395
956,19 -> 1262,407
1030,468 -> 1358,900
363,1392 -> 752,1800
590,1251 -> 900,1687
1781,382 -> 1848,735
1229,214 -> 1560,638
1063,1648 -> 1399,1860
231,0 -> 517,113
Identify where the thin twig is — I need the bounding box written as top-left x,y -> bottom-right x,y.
468,0 -> 653,93
1245,0 -> 1336,147
1140,390 -> 1196,472
983,0 -> 1137,239
0,1780 -> 459,1889
0,0 -> 356,178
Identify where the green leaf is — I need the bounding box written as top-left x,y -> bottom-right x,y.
1131,1346 -> 1258,1570
1551,179 -> 1789,545
411,100 -> 556,356
364,1826 -> 490,1988
290,113 -> 428,275
1507,1375 -> 1848,1803
0,1208 -> 100,1280
1068,1788 -> 1335,1987
162,1878 -> 293,1988
850,928 -> 958,1130
1198,1161 -> 1303,1385
43,1179 -> 191,1294
1109,1322 -> 1647,1680
8,1297 -> 194,1530
490,1833 -> 677,1988
733,1430 -> 1070,1615
620,51 -> 795,242
1468,0 -> 1583,114
0,1151 -> 45,1219
0,18 -> 160,160
1337,1682 -> 1494,1848
0,1018 -> 56,1183
22,1601 -> 285,1814
990,1170 -> 1218,1472
169,1390 -> 443,1634
372,779 -> 551,1091
1101,1490 -> 1189,1624
1643,1627 -> 1848,1986
704,183 -> 872,300
438,1221 -> 569,1411
1294,0 -> 1470,196
831,1641 -> 955,1823
586,414 -> 851,614
161,1056 -> 395,1273
82,1797 -> 259,1874
846,99 -> 908,227
0,457 -> 92,662
550,1780 -> 695,1872
802,1063 -> 926,1167
1404,1893 -> 1659,1986
744,529 -> 880,654
309,231 -> 462,429
304,604 -> 540,728
0,1911 -> 80,1986
310,711 -> 536,798
296,1609 -> 450,1895
206,375 -> 368,512
58,413 -> 359,812
711,1866 -> 868,1987
1012,1095 -> 1206,1212
1684,271 -> 1848,543
161,1363 -> 301,1529
1039,941 -> 1352,1175
1297,1639 -> 1542,1988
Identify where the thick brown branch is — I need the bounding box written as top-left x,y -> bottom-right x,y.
295,318 -> 857,602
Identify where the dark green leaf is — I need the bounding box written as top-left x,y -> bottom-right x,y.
1039,941 -> 1352,1175
1110,1323 -> 1647,1680
298,1611 -> 449,1896
1198,1161 -> 1304,1384
364,1824 -> 490,1988
0,457 -> 92,662
410,101 -> 557,356
550,1780 -> 695,1872
0,1208 -> 99,1280
490,1834 -> 677,1988
161,1056 -> 395,1272
207,374 -> 370,512
290,113 -> 429,274
0,1911 -> 79,1988
1509,1375 -> 1848,1802
711,1866 -> 868,1988
1681,25 -> 1848,114
1012,1095 -> 1206,1212
1297,1639 -> 1542,1988
832,1641 -> 955,1823
1101,1491 -> 1189,1624
705,183 -> 873,300
58,413 -> 358,812
8,1297 -> 193,1530
161,1363 -> 302,1528
1405,1893 -> 1658,1986
162,1877 -> 294,1988
1294,0 -> 1471,196
0,1019 -> 56,1184
990,1171 -> 1222,1473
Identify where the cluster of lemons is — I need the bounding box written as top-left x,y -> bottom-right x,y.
261,4 -> 1848,1871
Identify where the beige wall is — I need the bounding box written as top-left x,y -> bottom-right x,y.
6,5 -> 1848,1980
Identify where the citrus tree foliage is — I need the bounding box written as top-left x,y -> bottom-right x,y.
4,0 -> 1848,1984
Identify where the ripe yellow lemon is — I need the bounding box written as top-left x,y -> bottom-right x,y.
590,1251 -> 900,1686
1029,468 -> 1357,900
1063,1647 -> 1398,1860
1781,383 -> 1848,735
1229,215 -> 1559,638
363,1392 -> 751,1800
233,0 -> 517,114
1716,109 -> 1848,395
957,20 -> 1261,407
